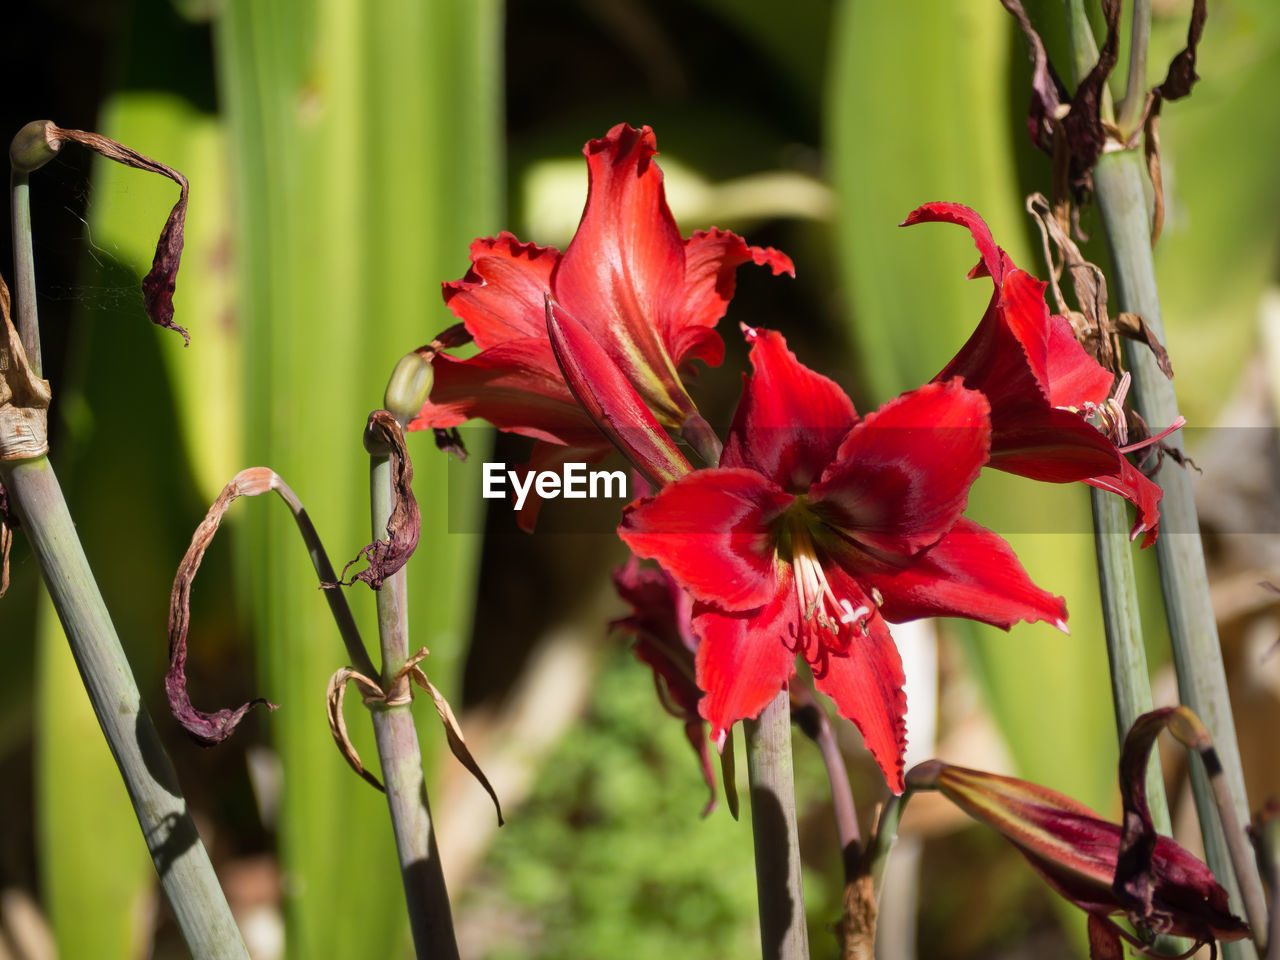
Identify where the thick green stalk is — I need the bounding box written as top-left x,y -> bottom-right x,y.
1116,0 -> 1152,131
9,173 -> 39,376
1093,147 -> 1257,958
367,450 -> 458,960
0,456 -> 248,960
1090,491 -> 1169,833
744,689 -> 809,960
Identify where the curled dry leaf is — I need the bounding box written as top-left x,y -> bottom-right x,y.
26,122 -> 191,343
325,667 -> 386,791
324,647 -> 504,826
1026,193 -> 1173,380
0,275 -> 52,463
338,410 -> 420,589
0,487 -> 11,598
167,467 -> 281,744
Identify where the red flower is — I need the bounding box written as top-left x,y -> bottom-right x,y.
902,202 -> 1163,545
619,327 -> 1066,792
410,124 -> 793,528
611,554 -> 718,815
907,709 -> 1251,956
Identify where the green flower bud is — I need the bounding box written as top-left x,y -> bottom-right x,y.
383,351 -> 434,425
10,121 -> 61,173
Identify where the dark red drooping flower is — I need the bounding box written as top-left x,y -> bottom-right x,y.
611,554 -> 718,815
620,326 -> 1066,792
902,202 -> 1163,545
410,124 -> 793,528
908,707 -> 1251,957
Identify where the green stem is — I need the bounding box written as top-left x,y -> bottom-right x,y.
1091,490 -> 1170,834
744,689 -> 809,960
867,792 -> 906,897
10,171 -> 41,376
0,456 -> 248,959
1092,147 -> 1259,960
367,449 -> 458,960
1117,0 -> 1152,131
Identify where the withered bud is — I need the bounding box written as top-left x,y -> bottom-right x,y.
383,351 -> 434,425
9,121 -> 61,173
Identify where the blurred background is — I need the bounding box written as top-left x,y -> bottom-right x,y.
1,1 -> 1278,957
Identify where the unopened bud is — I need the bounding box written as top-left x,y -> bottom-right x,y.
10,121 -> 61,173
383,351 -> 434,424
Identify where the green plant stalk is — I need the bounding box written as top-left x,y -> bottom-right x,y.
744,689 -> 809,959
10,172 -> 40,376
367,450 -> 458,960
1116,0 -> 1151,131
0,456 -> 248,960
1093,148 -> 1258,957
1091,490 -> 1170,834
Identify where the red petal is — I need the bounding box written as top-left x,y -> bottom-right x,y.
809,380 -> 990,562
934,273 -> 1052,410
443,233 -> 560,349
1085,457 -> 1162,546
807,574 -> 907,794
619,468 -> 792,612
409,340 -> 599,447
988,405 -> 1122,482
552,124 -> 697,424
862,518 -> 1067,630
721,327 -> 859,491
673,229 -> 795,369
900,202 -> 1013,284
693,592 -> 798,742
547,300 -> 693,486
1045,314 -> 1113,408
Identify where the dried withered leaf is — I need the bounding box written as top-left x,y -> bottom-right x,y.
1115,312 -> 1174,379
835,872 -> 877,960
0,274 -> 52,463
45,124 -> 191,344
338,410 -> 419,589
0,489 -> 11,598
409,653 -> 504,826
1154,0 -> 1207,102
326,667 -> 386,791
1060,0 -> 1120,196
999,0 -> 1068,154
167,467 -> 280,744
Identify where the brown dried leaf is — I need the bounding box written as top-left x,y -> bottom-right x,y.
166,467 -> 283,744
999,0 -> 1068,154
0,275 -> 52,462
338,411 -> 420,589
1144,106 -> 1167,245
325,667 -> 385,791
0,497 -> 11,598
1115,312 -> 1174,379
1154,0 -> 1207,102
46,125 -> 191,344
1060,0 -> 1121,198
408,653 -> 504,826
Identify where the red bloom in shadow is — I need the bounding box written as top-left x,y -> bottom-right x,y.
611,554 -> 718,815
908,708 -> 1251,957
410,124 -> 793,528
619,327 -> 1066,793
902,202 -> 1163,545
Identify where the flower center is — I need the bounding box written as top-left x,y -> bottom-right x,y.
790,521 -> 867,635
778,505 -> 883,665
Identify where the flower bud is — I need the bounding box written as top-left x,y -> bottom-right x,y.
9,121 -> 61,173
383,350 -> 434,425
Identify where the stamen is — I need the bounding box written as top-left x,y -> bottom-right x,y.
1118,416 -> 1186,455
839,601 -> 870,625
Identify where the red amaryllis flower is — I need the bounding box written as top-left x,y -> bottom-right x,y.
907,709 -> 1251,957
619,326 -> 1066,793
902,202 -> 1163,545
611,554 -> 718,815
409,123 -> 793,528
